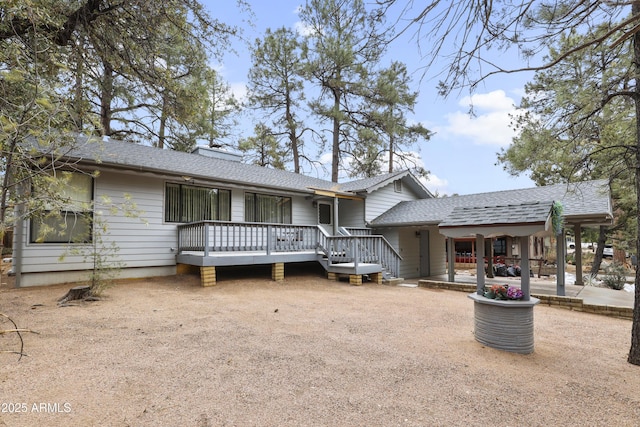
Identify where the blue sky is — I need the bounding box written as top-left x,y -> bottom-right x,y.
203,1 -> 538,196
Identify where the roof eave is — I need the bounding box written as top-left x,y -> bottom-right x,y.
369,220 -> 441,228
72,157 -> 317,196
439,222 -> 550,239
564,213 -> 614,227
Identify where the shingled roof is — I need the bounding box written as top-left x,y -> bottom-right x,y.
44,135 -> 425,196
339,169 -> 432,198
369,180 -> 612,228
438,201 -> 554,238
439,201 -> 553,228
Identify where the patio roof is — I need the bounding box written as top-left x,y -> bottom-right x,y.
438,201 -> 553,238
369,179 -> 612,228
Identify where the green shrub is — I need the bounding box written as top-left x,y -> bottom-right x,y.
602,263 -> 627,290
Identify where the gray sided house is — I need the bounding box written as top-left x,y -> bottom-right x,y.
13,136 -> 432,287
13,136 -> 613,289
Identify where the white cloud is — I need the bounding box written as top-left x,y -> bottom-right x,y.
293,5 -> 315,37
229,82 -> 248,103
441,90 -> 525,147
294,20 -> 315,37
460,90 -> 514,111
422,173 -> 448,195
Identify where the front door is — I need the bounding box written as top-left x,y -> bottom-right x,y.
318,202 -> 333,234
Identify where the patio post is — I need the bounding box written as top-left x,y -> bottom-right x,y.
447,237 -> 456,282
521,234 -> 531,301
475,233 -> 485,295
556,228 -> 566,296
573,223 -> 583,286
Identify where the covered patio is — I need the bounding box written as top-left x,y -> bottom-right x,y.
439,200 -> 557,300
437,200 -> 558,353
370,179 -> 614,296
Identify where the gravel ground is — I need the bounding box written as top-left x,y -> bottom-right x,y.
0,264 -> 638,427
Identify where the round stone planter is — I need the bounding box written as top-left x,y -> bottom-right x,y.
468,293 -> 540,354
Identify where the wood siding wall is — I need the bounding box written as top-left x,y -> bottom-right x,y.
397,228 -> 419,278
429,227 -> 447,276
356,179 -> 428,279
338,199 -> 365,228
364,180 -> 422,222
20,172 -> 178,274
19,170 -> 319,279
378,225 -> 446,279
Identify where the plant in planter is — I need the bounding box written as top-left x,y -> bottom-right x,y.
484,284 -> 507,299
506,286 -> 524,300
483,284 -> 524,300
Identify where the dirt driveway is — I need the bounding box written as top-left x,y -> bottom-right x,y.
0,264 -> 638,426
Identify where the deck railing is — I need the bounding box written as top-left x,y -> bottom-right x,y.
178,221 -> 318,256
177,221 -> 401,277
342,227 -> 372,236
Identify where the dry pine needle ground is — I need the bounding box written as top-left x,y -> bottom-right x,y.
0,265 -> 638,427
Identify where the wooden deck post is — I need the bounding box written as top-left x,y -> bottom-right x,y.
475,234 -> 485,295
200,266 -> 216,287
272,262 -> 284,281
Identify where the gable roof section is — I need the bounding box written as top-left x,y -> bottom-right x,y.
439,201 -> 553,238
44,136 -> 351,195
369,180 -> 612,228
340,170 -> 433,198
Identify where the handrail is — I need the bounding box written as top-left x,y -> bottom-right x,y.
317,233 -> 401,278
343,227 -> 372,236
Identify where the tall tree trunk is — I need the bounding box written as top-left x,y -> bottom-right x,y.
208,82 -> 217,148
331,89 -> 340,183
286,96 -> 300,174
629,2 -> 640,366
73,42 -> 84,131
590,225 -> 607,277
158,93 -> 167,149
100,61 -> 113,137
388,133 -> 395,173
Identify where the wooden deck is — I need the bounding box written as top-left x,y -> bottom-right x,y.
175,221 -> 401,278
177,249 -> 319,267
